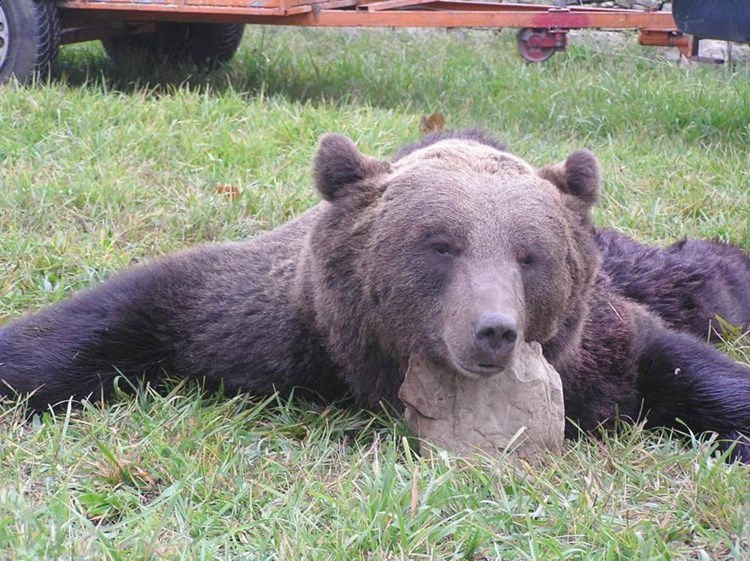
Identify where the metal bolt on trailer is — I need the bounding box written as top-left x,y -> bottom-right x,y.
0,0 -> 745,84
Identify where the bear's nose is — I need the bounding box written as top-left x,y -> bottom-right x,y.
474,313 -> 518,356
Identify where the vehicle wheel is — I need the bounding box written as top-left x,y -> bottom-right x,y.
0,0 -> 60,84
516,28 -> 556,63
103,22 -> 245,66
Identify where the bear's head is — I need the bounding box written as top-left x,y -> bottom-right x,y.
307,132 -> 600,406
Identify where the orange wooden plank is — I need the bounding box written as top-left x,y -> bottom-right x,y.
316,0 -> 357,8
361,0 -> 437,12
427,1 -> 651,12
184,0 -> 284,9
60,1 -> 292,17
59,1 -> 678,31
246,9 -> 677,29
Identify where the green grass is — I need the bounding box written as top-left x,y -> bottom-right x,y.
1,26 -> 750,559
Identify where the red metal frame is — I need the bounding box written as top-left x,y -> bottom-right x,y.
57,0 -> 692,59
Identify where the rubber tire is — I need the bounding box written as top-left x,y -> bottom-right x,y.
103,22 -> 245,67
0,0 -> 60,84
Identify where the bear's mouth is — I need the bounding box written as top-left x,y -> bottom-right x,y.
453,361 -> 506,379
441,342 -> 512,379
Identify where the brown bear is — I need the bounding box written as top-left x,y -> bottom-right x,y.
1,130 -> 750,459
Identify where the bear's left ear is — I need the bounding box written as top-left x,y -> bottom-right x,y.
313,134 -> 392,202
537,150 -> 600,209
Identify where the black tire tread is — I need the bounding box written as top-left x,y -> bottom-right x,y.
103,23 -> 244,67
32,0 -> 61,72
0,0 -> 60,83
211,23 -> 244,64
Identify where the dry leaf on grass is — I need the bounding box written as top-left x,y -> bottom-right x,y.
215,184 -> 240,200
419,112 -> 446,135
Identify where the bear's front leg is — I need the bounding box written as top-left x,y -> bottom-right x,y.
634,312 -> 750,462
0,263 -> 181,412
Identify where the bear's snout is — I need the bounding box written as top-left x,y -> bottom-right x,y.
439,264 -> 525,379
474,312 -> 518,357
465,312 -> 519,375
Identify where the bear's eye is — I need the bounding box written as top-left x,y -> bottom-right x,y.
519,253 -> 536,267
431,241 -> 457,257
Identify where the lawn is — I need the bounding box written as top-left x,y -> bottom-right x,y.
1,26 -> 749,559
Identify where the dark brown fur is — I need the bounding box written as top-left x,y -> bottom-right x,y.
2,131 -> 750,460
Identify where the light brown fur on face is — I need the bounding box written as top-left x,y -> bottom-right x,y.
321,138 -> 591,382
391,138 -> 536,178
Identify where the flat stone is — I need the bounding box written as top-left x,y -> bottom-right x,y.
399,342 -> 565,463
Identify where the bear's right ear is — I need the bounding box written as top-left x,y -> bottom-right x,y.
313,134 -> 392,202
537,150 -> 600,209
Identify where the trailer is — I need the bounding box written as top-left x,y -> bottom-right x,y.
0,0 -> 728,84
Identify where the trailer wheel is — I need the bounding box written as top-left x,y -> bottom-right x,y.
103,22 -> 245,67
516,28 -> 556,63
0,0 -> 60,84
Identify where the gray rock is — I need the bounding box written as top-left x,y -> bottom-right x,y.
399,342 -> 565,463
